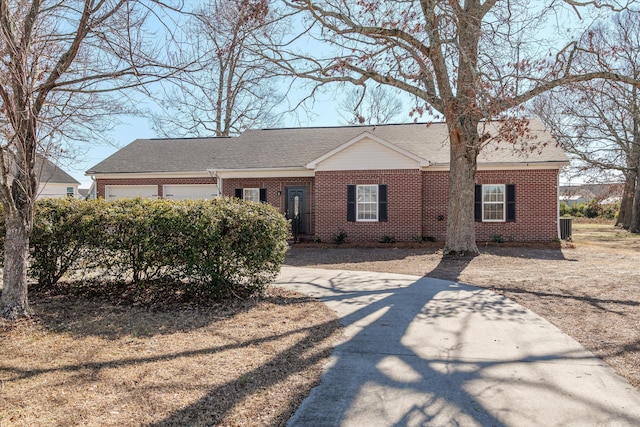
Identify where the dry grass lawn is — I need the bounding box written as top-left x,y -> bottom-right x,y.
0,287 -> 341,426
1,220 -> 639,426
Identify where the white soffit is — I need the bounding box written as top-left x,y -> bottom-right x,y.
306,132 -> 429,170
209,168 -> 314,178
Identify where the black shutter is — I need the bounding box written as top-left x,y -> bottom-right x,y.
378,184 -> 388,222
235,188 -> 243,199
347,185 -> 356,222
259,188 -> 267,203
474,184 -> 482,222
506,184 -> 516,222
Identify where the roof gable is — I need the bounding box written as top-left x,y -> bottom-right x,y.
37,157 -> 80,185
306,132 -> 429,170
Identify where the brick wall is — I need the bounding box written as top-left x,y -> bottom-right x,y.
314,170 -> 423,242
423,169 -> 560,242
96,177 -> 217,198
222,177 -> 315,234
97,168 -> 560,243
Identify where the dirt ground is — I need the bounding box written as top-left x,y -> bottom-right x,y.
284,221 -> 640,390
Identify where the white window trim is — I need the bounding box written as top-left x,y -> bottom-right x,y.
356,184 -> 379,222
243,188 -> 260,202
482,184 -> 506,222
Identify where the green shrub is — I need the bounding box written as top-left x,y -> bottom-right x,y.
332,229 -> 348,245
175,198 -> 290,298
21,196 -> 290,301
99,198 -> 184,285
380,235 -> 396,244
29,198 -> 103,288
560,200 -> 619,220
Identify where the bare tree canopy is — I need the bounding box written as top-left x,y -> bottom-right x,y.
152,0 -> 284,137
0,0 -> 184,319
262,0 -> 640,253
535,10 -> 640,231
339,85 -> 404,125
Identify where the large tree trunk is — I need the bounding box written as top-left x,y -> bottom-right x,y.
630,168 -> 640,234
1,212 -> 32,319
617,171 -> 636,229
444,119 -> 479,255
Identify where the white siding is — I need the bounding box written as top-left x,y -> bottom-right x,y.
163,184 -> 218,200
315,137 -> 419,171
105,185 -> 158,200
37,183 -> 78,199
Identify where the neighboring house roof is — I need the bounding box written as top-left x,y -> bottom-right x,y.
37,157 -> 80,185
560,183 -> 623,202
87,119 -> 568,175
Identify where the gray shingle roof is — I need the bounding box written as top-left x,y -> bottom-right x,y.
37,157 -> 80,184
87,120 -> 567,174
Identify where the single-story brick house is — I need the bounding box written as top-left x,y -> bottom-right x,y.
86,120 -> 568,242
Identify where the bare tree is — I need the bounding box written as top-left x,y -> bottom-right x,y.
152,0 -> 283,137
535,11 -> 640,231
263,0 -> 640,253
0,0 -> 182,319
339,85 -> 404,125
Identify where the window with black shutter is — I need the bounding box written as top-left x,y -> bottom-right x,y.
347,184 -> 388,222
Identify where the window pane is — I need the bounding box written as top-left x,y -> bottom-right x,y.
484,203 -> 503,221
356,185 -> 378,221
243,188 -> 259,202
482,185 -> 505,221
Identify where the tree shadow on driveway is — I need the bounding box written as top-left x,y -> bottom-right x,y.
275,267 -> 640,427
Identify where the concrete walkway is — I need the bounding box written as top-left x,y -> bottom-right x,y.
275,267 -> 640,427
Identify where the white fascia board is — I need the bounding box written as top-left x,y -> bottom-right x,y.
305,132 -> 429,169
87,171 -> 212,179
423,161 -> 569,171
209,168 -> 314,178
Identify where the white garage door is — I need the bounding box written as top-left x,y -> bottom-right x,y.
105,185 -> 158,200
163,184 -> 219,200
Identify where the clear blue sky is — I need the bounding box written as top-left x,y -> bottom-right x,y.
71,86 -> 406,188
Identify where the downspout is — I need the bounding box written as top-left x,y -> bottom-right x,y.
421,161 -> 431,239
208,170 -> 222,197
557,170 -> 561,239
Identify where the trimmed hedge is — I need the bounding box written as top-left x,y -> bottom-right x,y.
11,197 -> 289,299
30,198 -> 103,288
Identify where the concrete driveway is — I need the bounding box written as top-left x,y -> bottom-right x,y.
275,266 -> 640,427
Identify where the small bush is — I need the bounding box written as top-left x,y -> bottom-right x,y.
177,198 -> 290,298
380,235 -> 396,244
332,229 -> 348,245
413,235 -> 436,243
491,234 -> 505,244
